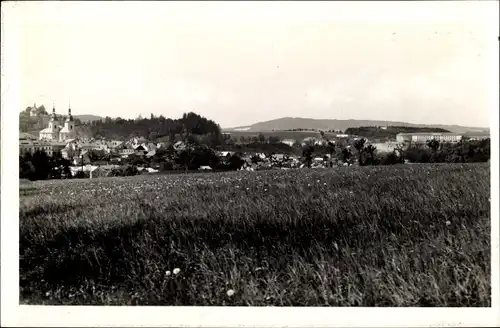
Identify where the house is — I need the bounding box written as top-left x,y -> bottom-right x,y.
156,142 -> 168,149
118,144 -> 135,156
107,140 -> 123,148
272,154 -> 285,161
370,141 -> 400,153
314,139 -> 329,146
129,137 -> 148,146
173,141 -> 187,151
336,134 -> 349,138
142,142 -> 157,152
73,151 -> 91,165
281,139 -> 296,147
106,141 -> 124,154
199,166 -> 213,171
69,164 -> 98,177
145,150 -> 157,158
217,151 -> 234,159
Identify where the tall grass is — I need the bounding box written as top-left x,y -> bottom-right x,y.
19,163 -> 491,306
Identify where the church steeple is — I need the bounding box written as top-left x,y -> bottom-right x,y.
66,101 -> 73,122
50,101 -> 57,121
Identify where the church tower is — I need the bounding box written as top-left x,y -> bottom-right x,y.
39,102 -> 61,140
59,102 -> 76,142
48,102 -> 58,129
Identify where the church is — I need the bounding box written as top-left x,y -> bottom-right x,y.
39,103 -> 77,142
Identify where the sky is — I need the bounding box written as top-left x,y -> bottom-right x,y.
10,1 -> 499,128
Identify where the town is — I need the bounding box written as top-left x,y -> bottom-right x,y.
12,0 -> 495,316
19,103 -> 491,180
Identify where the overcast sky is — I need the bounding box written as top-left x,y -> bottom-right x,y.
13,1 -> 498,128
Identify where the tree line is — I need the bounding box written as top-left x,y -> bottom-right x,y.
85,112 -> 223,145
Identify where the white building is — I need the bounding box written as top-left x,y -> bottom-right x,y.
281,139 -> 296,147
39,103 -> 77,142
370,141 -> 400,153
19,137 -> 65,157
29,103 -> 38,116
396,132 -> 462,144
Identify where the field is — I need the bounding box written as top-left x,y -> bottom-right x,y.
19,163 -> 491,306
222,130 -> 337,141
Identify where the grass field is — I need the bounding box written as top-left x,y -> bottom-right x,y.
19,163 -> 491,306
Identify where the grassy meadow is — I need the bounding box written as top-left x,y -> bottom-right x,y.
19,163 -> 491,306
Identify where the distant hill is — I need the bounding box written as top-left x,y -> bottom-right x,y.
74,115 -> 103,123
224,117 -> 489,134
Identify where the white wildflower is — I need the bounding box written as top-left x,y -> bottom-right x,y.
173,268 -> 181,275
165,270 -> 171,277
227,289 -> 235,297
445,220 -> 451,226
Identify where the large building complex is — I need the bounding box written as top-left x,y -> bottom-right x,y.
396,132 -> 463,144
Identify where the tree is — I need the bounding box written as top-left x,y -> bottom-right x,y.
50,152 -> 72,179
364,144 -> 377,165
36,105 -> 48,116
19,153 -> 36,180
227,153 -> 245,170
268,136 -> 280,144
427,139 -> 440,151
379,150 -> 403,165
30,150 -> 52,180
326,140 -> 336,159
341,147 -> 353,165
258,133 -> 266,143
394,144 -> 406,163
149,131 -> 159,141
353,138 -> 367,165
302,145 -> 314,168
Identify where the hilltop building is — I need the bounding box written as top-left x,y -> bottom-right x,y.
39,103 -> 76,142
30,103 -> 38,116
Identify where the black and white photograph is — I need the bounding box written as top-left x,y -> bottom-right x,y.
1,1 -> 499,327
